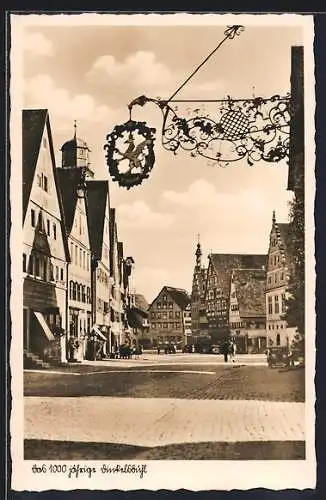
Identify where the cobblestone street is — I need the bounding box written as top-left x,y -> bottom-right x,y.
24,354 -> 305,460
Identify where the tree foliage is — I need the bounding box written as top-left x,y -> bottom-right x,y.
286,188 -> 305,353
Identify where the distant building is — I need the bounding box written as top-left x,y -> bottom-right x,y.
205,253 -> 267,344
22,109 -> 70,364
266,211 -> 296,347
229,268 -> 266,353
148,286 -> 190,348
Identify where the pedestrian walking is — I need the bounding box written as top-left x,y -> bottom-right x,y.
157,345 -> 161,355
229,340 -> 236,363
221,340 -> 229,363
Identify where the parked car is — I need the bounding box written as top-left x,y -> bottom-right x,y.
267,346 -> 293,368
211,344 -> 221,354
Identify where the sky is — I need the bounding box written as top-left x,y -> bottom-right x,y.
17,14 -> 305,303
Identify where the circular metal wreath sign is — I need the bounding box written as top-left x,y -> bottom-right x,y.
104,120 -> 156,189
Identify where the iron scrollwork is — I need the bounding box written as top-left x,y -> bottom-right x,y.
160,94 -> 290,166
104,120 -> 156,189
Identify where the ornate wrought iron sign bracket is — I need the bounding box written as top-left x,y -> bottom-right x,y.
104,25 -> 291,189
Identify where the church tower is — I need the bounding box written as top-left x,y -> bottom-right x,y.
60,121 -> 94,179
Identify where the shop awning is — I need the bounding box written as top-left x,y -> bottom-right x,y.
34,312 -> 55,341
91,325 -> 107,341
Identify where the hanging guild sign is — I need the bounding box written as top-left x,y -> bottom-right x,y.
104,120 -> 156,189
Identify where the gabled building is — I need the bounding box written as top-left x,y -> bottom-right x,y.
22,109 -> 70,364
229,268 -> 266,353
266,211 -> 295,347
190,240 -> 208,339
148,286 -> 190,348
205,253 -> 267,343
109,208 -> 124,348
86,180 -> 112,355
56,167 -> 92,362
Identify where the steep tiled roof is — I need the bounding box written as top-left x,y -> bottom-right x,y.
86,180 -> 110,260
209,253 -> 267,297
165,286 -> 190,310
232,268 -> 266,318
23,109 -> 48,220
56,168 -> 85,235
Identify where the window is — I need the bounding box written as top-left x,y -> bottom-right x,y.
169,311 -> 173,319
53,223 -> 57,240
82,285 -> 86,303
83,251 -> 85,269
55,266 -> 59,281
274,295 -> 279,314
162,295 -> 167,301
35,256 -> 40,277
163,323 -> 168,328
86,287 -> 91,304
43,137 -> 47,148
23,254 -> 26,272
281,293 -> 286,313
176,323 -> 181,329
50,263 -> 54,281
75,245 -> 78,264
77,284 -> 81,302
79,249 -> 82,266
73,283 -> 77,300
43,176 -> 48,192
268,276 -> 272,284
231,304 -> 239,311
60,268 -> 64,281
157,302 -> 161,309
268,296 -> 273,314
151,323 -> 156,329
276,333 -> 281,346
46,219 -> 50,236
86,254 -> 89,271
168,302 -> 173,309
163,311 -> 167,319
281,272 -> 284,281
275,273 -> 278,284
31,209 -> 36,228
175,311 -> 180,318
157,312 -> 161,319
70,281 -> 74,299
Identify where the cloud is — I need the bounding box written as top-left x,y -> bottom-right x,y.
86,51 -> 225,101
116,200 -> 173,229
24,32 -> 54,57
23,74 -> 116,130
161,178 -> 293,253
86,51 -> 174,96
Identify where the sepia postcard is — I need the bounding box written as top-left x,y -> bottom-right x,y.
9,12 -> 316,492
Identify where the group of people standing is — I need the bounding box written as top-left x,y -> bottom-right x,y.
220,338 -> 237,363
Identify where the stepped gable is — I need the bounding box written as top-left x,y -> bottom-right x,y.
165,286 -> 190,310
210,253 -> 267,298
231,268 -> 266,318
86,180 -> 109,260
